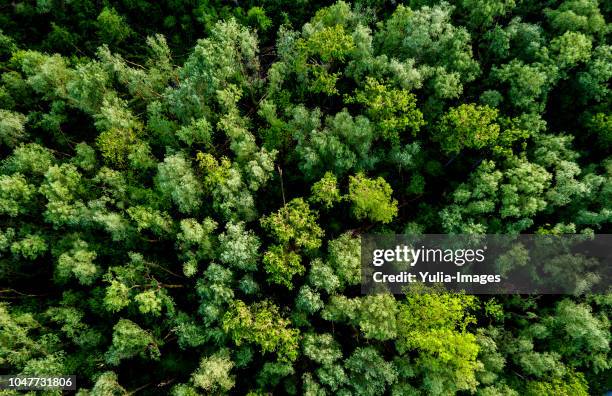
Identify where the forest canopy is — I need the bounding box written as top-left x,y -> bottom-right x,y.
0,0 -> 610,395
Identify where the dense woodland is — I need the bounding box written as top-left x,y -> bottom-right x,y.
0,0 -> 610,394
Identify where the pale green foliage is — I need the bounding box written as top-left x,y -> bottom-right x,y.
104,280 -> 130,313
260,198 -> 323,251
491,60 -> 552,112
296,285 -> 323,313
545,299 -> 610,372
292,107 -> 376,180
177,117 -> 212,147
0,109 -> 28,147
0,173 -> 36,216
327,232 -> 361,287
303,333 -> 343,366
218,109 -> 258,161
396,292 -> 480,394
441,158 -> 554,233
96,127 -> 139,168
242,148 -> 277,192
56,239 -> 98,285
322,294 -> 398,340
46,306 -> 102,349
102,252 -> 175,316
94,94 -> 142,133
346,77 -> 424,143
126,206 -> 173,236
0,303 -> 44,369
192,349 -> 235,393
105,319 -> 160,365
347,173 -> 398,223
550,31 -> 592,70
461,0 -> 516,27
196,263 -> 234,325
10,234 -> 47,260
97,35 -> 173,103
310,172 -> 341,209
134,289 -> 164,316
39,163 -> 87,227
308,258 -> 341,294
218,221 -> 260,271
524,371 -> 589,396
166,19 -> 259,122
273,2 -> 357,96
156,154 -> 203,214
545,0 -> 606,36
72,142 -> 97,172
222,300 -> 300,362
262,245 -> 304,289
532,134 -> 593,208
0,143 -> 54,176
96,7 -> 132,44
87,371 -> 127,396
19,50 -> 72,99
176,218 -> 217,260
435,104 -> 500,154
66,60 -> 110,115
198,153 -> 258,221
376,3 -> 479,98
303,24 -> 354,63
344,347 -> 398,396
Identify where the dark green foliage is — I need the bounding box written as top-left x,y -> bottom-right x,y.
0,1 -> 610,395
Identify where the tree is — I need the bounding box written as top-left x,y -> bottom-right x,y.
156,154 -> 203,215
96,8 -> 132,45
192,349 -> 235,393
218,221 -> 261,271
344,347 -> 398,396
0,1 -> 610,394
434,104 -> 500,154
347,173 -> 398,223
0,110 -> 28,147
375,3 -> 480,100
345,76 -> 425,143
222,300 -> 300,362
262,245 -> 304,289
260,198 -> 323,251
292,108 -> 376,180
105,319 -> 160,365
310,172 -> 341,209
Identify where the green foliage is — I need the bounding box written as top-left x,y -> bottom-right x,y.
292,107 -> 376,180
156,154 -> 203,214
55,239 -> 98,285
0,110 -> 28,147
347,173 -> 398,223
0,1 -> 610,394
262,245 -> 304,289
222,300 -> 300,362
310,172 -> 341,209
261,198 -> 323,251
344,347 -> 398,396
218,221 -> 261,271
346,77 -> 425,143
96,8 -> 132,45
192,349 -> 235,393
105,319 -> 160,366
434,104 -> 500,154
0,173 -> 35,216
396,292 -> 480,394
